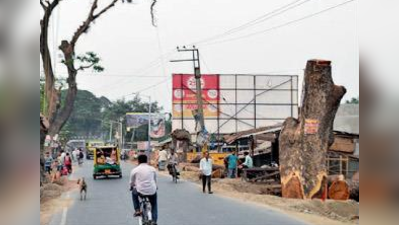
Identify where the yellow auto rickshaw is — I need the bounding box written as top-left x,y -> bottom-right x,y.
93,146 -> 122,179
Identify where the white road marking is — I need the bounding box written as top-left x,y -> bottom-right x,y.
60,193 -> 70,225
60,207 -> 68,225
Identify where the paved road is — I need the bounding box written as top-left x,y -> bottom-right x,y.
49,160 -> 308,225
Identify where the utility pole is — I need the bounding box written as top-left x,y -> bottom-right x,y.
171,46 -> 207,152
109,122 -> 113,142
148,96 -> 152,154
119,117 -> 124,149
132,93 -> 152,155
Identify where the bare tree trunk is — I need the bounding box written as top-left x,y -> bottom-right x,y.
40,0 -> 119,136
40,114 -> 50,185
40,0 -> 61,125
48,40 -> 78,136
279,60 -> 346,199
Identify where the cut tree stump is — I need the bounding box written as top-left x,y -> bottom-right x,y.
279,59 -> 346,199
329,180 -> 350,200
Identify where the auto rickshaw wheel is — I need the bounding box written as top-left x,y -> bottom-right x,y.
93,175 -> 97,180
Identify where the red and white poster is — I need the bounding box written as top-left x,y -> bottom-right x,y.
172,74 -> 220,118
305,119 -> 320,135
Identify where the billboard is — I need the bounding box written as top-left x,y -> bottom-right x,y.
126,113 -> 166,138
126,113 -> 149,129
172,74 -> 220,118
172,74 -> 299,134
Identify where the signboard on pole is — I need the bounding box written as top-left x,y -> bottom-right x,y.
126,113 -> 166,138
126,113 -> 149,129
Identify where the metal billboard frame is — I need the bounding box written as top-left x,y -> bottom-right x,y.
172,74 -> 299,136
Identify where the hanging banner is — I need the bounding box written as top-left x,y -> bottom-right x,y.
172,74 -> 220,118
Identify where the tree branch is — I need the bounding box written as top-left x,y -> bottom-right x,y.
150,0 -> 158,27
77,63 -> 96,71
40,0 -> 47,10
93,0 -> 118,19
71,0 -> 118,47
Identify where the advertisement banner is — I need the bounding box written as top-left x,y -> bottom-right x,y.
172,74 -> 220,118
126,113 -> 166,138
150,114 -> 166,138
126,113 -> 149,129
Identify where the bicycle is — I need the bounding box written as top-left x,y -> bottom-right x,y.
168,163 -> 179,183
138,193 -> 155,225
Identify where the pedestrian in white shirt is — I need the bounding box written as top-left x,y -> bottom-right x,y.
157,149 -> 168,171
60,150 -> 66,166
72,148 -> 78,162
200,151 -> 213,194
130,154 -> 158,224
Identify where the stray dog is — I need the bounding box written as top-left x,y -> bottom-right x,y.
77,178 -> 87,201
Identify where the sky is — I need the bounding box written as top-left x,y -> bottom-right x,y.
43,0 -> 359,113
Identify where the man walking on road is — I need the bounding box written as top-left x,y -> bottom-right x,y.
200,151 -> 213,194
158,148 -> 168,171
130,154 -> 158,225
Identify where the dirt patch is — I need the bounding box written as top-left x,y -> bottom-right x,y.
40,179 -> 78,225
180,171 -> 359,225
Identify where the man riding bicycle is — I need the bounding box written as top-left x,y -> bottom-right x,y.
130,154 -> 158,225
167,150 -> 180,179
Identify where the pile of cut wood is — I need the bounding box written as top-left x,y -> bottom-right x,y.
328,174 -> 359,201
241,167 -> 282,196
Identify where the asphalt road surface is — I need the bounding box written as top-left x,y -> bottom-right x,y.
49,160 -> 308,225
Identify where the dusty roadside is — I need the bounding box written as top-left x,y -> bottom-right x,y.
40,178 -> 78,225
179,170 -> 359,225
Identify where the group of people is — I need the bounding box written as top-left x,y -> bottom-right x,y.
96,148 -> 118,165
199,150 -> 254,194
224,150 -> 254,178
44,148 -> 84,182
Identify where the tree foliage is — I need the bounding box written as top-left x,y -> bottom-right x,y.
59,90 -> 168,143
346,97 -> 359,104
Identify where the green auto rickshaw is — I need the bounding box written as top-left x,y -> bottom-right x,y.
93,146 -> 122,179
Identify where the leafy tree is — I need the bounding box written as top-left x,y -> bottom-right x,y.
346,97 -> 359,104
102,96 -> 163,142
60,90 -> 109,139
57,91 -> 166,144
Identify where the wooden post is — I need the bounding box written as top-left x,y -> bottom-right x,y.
339,155 -> 343,175
279,60 -> 346,199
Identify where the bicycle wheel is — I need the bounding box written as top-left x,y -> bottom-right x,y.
141,205 -> 148,225
172,167 -> 177,183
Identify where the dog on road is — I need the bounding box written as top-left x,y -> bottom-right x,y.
77,178 -> 87,201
